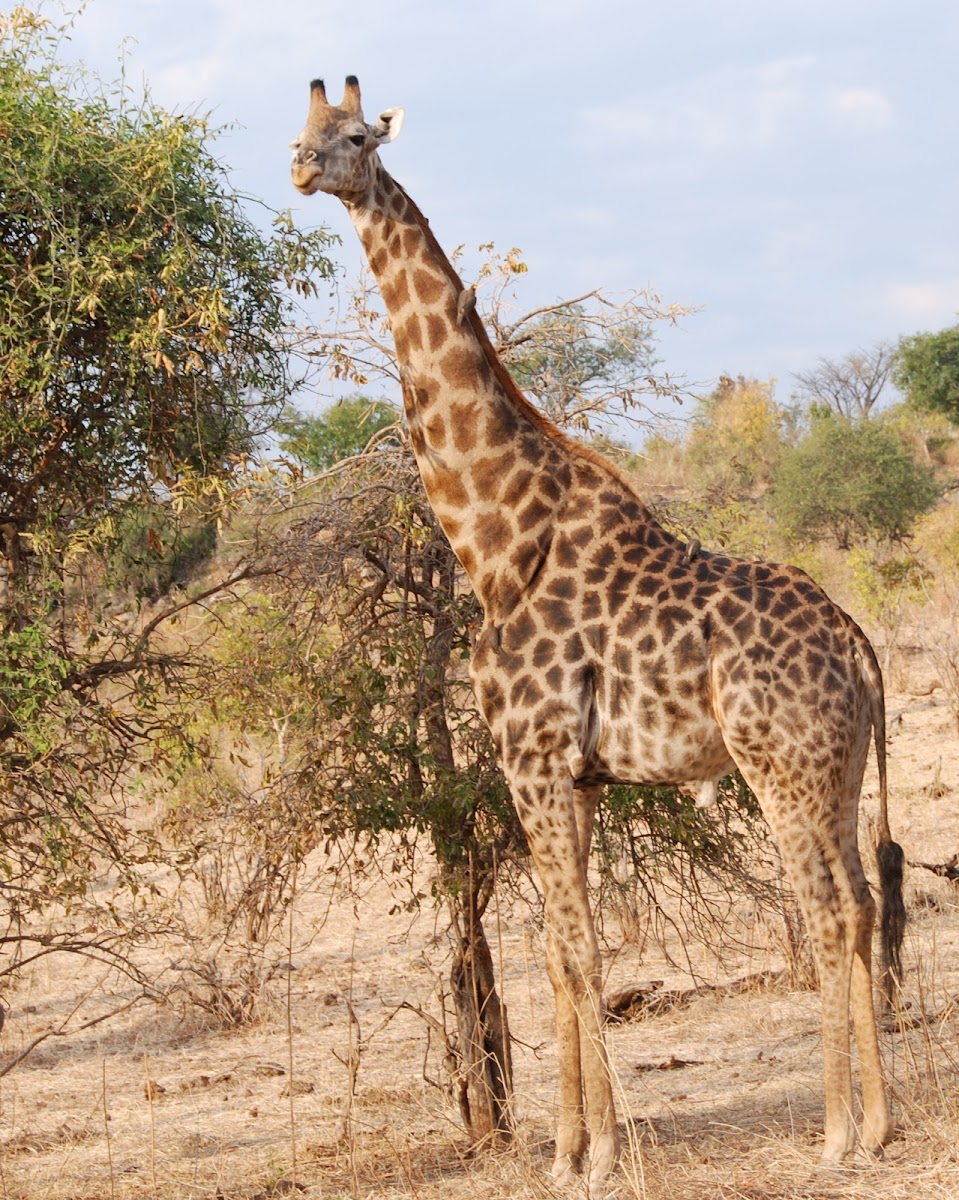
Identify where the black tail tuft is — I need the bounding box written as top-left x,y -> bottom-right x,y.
877,837 -> 906,996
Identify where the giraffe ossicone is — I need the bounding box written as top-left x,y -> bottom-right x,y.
290,76 -> 905,1197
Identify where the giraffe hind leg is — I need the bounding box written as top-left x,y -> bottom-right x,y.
815,772 -> 894,1157
791,833 -> 893,1162
747,780 -> 866,1162
795,855 -> 860,1163
837,842 -> 894,1153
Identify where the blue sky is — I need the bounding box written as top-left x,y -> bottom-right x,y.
67,0 -> 959,412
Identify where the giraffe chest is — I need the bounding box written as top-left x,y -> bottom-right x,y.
470,592 -> 732,789
590,650 -> 732,786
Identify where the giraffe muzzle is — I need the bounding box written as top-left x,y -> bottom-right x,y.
290,149 -> 325,194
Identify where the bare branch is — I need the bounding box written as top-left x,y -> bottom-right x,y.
793,340 -> 899,420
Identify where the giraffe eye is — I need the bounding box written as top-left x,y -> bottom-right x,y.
349,134 -> 366,147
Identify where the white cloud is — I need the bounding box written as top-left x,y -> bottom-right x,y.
829,87 -> 894,131
881,281 -> 959,329
757,55 -> 818,85
576,62 -> 814,155
760,219 -> 830,272
577,57 -> 896,159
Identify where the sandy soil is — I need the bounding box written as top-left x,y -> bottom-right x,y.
1,672 -> 958,1200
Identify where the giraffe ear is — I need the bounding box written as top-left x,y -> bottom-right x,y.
373,107 -> 405,143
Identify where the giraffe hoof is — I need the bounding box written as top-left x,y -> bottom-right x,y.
588,1185 -> 618,1200
550,1153 -> 582,1185
818,1141 -> 865,1174
816,1159 -> 851,1176
855,1137 -> 892,1165
861,1115 -> 896,1155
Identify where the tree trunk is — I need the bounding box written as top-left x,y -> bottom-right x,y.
417,535 -> 514,1145
447,889 -> 513,1146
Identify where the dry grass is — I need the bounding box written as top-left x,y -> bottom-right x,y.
1,678 -> 959,1200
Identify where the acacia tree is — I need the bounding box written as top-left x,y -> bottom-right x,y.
0,10 -> 333,991
484,258 -> 678,432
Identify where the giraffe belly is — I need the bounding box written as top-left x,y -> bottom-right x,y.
578,693 -> 735,792
574,748 -> 735,793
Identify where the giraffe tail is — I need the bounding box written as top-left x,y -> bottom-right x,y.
860,641 -> 906,1000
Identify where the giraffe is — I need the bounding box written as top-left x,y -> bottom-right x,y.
290,77 -> 905,1198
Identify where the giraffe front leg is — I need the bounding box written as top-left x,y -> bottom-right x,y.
580,1001 -> 620,1200
513,777 -> 619,1197
546,927 -> 587,1182
573,785 -> 620,1197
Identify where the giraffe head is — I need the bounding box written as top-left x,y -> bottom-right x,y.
290,76 -> 404,202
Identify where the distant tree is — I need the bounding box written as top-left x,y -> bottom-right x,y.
895,324 -> 959,423
686,375 -> 787,492
276,395 -> 399,473
771,411 -> 939,549
793,341 -> 897,422
879,402 -> 957,469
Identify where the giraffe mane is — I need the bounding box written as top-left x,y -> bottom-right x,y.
393,181 -> 654,511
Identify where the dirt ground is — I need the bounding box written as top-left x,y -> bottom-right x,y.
2,661 -> 959,1200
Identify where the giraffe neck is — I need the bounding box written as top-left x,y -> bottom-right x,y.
344,167 -> 587,619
